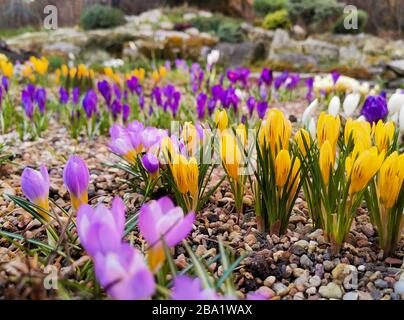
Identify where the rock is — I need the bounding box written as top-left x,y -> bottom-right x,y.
293,268 -> 305,278
294,240 -> 309,249
343,291 -> 359,300
264,276 -> 276,288
323,260 -> 335,272
245,234 -> 257,246
360,223 -> 375,238
358,291 -> 373,300
309,276 -> 322,287
293,292 -> 305,300
195,245 -> 207,257
385,257 -> 402,266
370,290 -> 382,300
387,60 -> 404,76
394,281 -> 404,295
215,41 -> 266,68
374,279 -> 388,289
331,264 -> 350,281
369,271 -> 381,282
291,25 -> 306,40
289,215 -> 306,224
302,38 -> 339,63
300,255 -> 313,269
319,283 -> 343,299
306,286 -> 317,295
273,282 -> 289,296
256,286 -> 275,299
358,265 -> 366,272
290,244 -> 306,256
42,41 -> 80,58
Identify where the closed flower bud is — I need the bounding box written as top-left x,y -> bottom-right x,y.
275,150 -> 291,188
319,140 -> 334,186
214,109 -> 228,131
63,156 -> 89,211
294,128 -> 311,156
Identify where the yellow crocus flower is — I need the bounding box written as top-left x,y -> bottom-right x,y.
104,67 -> 114,78
187,157 -> 199,196
181,122 -> 198,156
344,118 -> 372,148
236,123 -> 247,146
317,112 -> 340,155
347,146 -> 384,195
172,154 -> 189,194
160,136 -> 176,162
159,66 -> 167,78
0,60 -> 13,78
220,132 -> 241,181
214,109 -> 228,131
378,152 -> 403,209
69,67 -> 77,79
319,140 -> 334,186
294,128 -> 311,156
152,70 -> 160,83
61,64 -> 68,77
275,150 -> 291,188
374,120 -> 395,153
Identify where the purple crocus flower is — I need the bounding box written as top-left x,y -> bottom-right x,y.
237,67 -> 250,88
274,71 -> 289,90
97,80 -> 112,106
360,95 -> 388,123
93,242 -> 156,300
139,95 -> 145,109
82,89 -> 98,118
138,196 -> 195,270
59,87 -> 69,105
21,165 -> 50,214
77,196 -> 125,257
196,92 -> 207,119
126,76 -> 138,94
259,68 -> 273,86
257,101 -> 268,119
63,155 -> 89,210
211,84 -> 223,101
27,83 -> 36,101
122,104 -> 130,123
305,77 -> 314,102
331,71 -> 340,85
152,87 -> 162,107
0,87 -> 3,107
285,74 -> 300,90
227,69 -> 239,84
35,88 -> 47,114
111,99 -> 122,120
142,152 -> 159,176
22,90 -> 34,119
246,96 -> 256,116
72,87 -> 80,105
113,84 -> 122,101
2,76 -> 9,92
171,276 -> 219,300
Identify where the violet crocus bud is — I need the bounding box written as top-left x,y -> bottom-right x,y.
63,155 -> 90,211
59,87 -> 69,105
97,80 -> 112,106
82,89 -> 98,118
196,92 -> 207,119
35,88 -> 47,114
246,96 -> 256,116
122,103 -> 130,123
2,76 -> 9,92
111,99 -> 122,120
72,87 -> 80,105
360,95 -> 388,123
257,101 -> 268,119
22,90 -> 34,119
142,152 -> 159,177
21,165 -> 51,220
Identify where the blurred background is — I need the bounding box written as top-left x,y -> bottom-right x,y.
0,0 -> 403,87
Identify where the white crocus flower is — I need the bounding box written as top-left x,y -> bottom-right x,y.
207,50 -> 220,66
343,93 -> 361,117
328,96 -> 341,117
357,115 -> 366,122
399,105 -> 404,132
388,92 -> 404,115
308,118 -> 316,138
302,99 -> 318,127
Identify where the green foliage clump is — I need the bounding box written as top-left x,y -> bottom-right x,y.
288,0 -> 343,25
191,15 -> 246,43
253,0 -> 289,16
333,9 -> 368,34
47,55 -> 64,71
80,5 -> 126,31
262,10 -> 291,30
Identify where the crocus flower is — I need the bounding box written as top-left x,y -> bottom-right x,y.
97,80 -> 112,106
2,76 -> 9,92
331,71 -> 340,85
171,275 -> 219,300
387,92 -> 404,115
21,165 -> 50,220
196,92 -> 207,119
226,69 -> 239,84
305,77 -> 314,102
82,89 -> 98,118
93,243 -> 155,300
122,103 -> 130,123
302,99 -> 318,127
111,99 -> 122,120
138,196 -> 195,271
63,155 -> 89,211
343,93 -> 360,117
59,87 -> 69,105
257,101 -> 268,119
285,74 -> 300,90
274,71 -> 289,90
22,89 -> 34,119
328,96 -> 341,117
27,83 -> 36,100
360,95 -> 388,123
77,196 -> 126,256
72,87 -> 80,105
113,84 -> 122,101
35,88 -> 47,113
207,49 -> 220,67
142,152 -> 159,177
259,68 -> 273,87
246,96 -> 256,116
126,76 -> 138,94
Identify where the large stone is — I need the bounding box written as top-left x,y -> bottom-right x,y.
339,44 -> 365,65
387,60 -> 404,76
42,42 -> 80,58
302,38 -> 339,63
319,283 -> 343,299
215,41 -> 266,67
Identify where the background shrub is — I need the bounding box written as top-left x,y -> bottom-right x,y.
333,9 -> 368,34
253,0 -> 289,16
287,0 -> 343,26
80,5 -> 126,30
262,9 -> 291,30
217,22 -> 246,43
